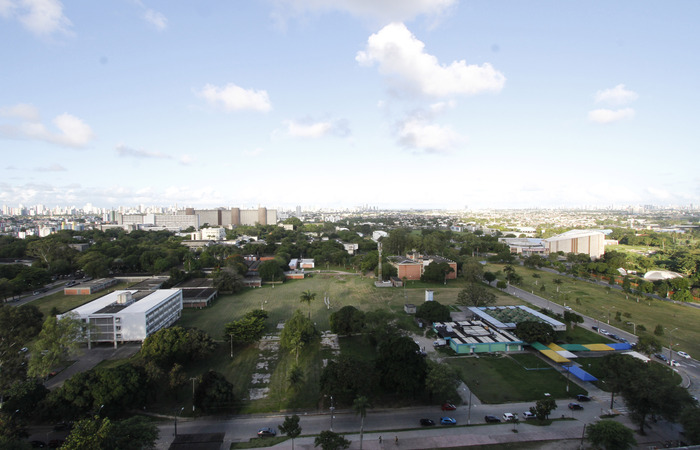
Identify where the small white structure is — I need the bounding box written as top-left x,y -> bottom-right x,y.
425,290 -> 434,301
62,289 -> 183,348
643,270 -> 683,281
190,227 -> 226,241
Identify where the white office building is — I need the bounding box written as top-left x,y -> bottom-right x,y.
62,289 -> 183,348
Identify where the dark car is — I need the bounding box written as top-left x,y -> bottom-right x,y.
484,415 -> 501,423
654,353 -> 668,362
441,402 -> 457,411
576,394 -> 591,402
420,418 -> 435,426
257,427 -> 276,437
53,421 -> 73,431
568,403 -> 583,410
30,441 -> 46,448
591,326 -> 599,331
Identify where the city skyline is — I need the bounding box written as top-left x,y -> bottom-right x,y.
1,1 -> 699,210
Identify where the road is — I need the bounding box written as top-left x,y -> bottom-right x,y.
153,396 -> 683,449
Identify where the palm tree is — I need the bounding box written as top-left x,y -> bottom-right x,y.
299,290 -> 316,319
353,396 -> 372,450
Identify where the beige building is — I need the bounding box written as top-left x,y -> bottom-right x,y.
544,230 -> 606,260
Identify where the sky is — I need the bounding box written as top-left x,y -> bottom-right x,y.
1,0 -> 699,211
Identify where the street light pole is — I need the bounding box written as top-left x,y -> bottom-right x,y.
229,334 -> 233,358
667,327 -> 678,365
329,395 -> 335,431
467,389 -> 472,425
174,406 -> 184,436
190,378 -> 197,412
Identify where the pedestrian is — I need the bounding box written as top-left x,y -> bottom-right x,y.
379,436 -> 382,444
395,436 -> 398,445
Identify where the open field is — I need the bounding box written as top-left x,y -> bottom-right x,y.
485,264 -> 700,358
178,273 -> 520,337
445,354 -> 587,404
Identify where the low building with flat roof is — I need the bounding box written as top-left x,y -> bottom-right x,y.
61,289 -> 182,348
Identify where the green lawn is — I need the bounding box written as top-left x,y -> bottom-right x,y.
486,263 -> 700,358
446,354 -> 586,404
29,281 -> 133,317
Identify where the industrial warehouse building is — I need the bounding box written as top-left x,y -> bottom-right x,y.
61,289 -> 183,348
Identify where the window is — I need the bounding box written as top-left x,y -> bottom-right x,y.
115,317 -> 121,323
116,326 -> 121,331
116,334 -> 122,339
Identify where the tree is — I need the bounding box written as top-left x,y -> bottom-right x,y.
376,335 -> 427,395
530,397 -> 557,421
424,361 -> 460,403
586,420 -> 636,450
600,353 -> 641,410
213,266 -> 244,294
553,278 -> 563,292
461,260 -> 484,283
514,321 -> 555,344
280,310 -> 317,362
415,301 -> 451,323
0,305 -> 43,407
287,364 -> 304,391
329,306 -> 365,335
278,415 -> 302,450
653,324 -> 664,336
563,311 -> 584,328
680,406 -> 700,445
352,396 -> 371,450
320,356 -> 377,405
140,326 -> 215,368
421,262 -> 454,283
483,271 -> 496,285
314,430 -> 350,450
258,260 -> 285,282
635,335 -> 661,356
299,290 -> 316,320
193,370 -> 234,413
28,313 -> 85,380
224,310 -> 268,345
456,283 -> 496,307
107,416 -> 159,450
62,416 -> 113,449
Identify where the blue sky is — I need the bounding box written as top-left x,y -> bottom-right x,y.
1,0 -> 698,211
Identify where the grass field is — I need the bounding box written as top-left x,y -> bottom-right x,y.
486,263 -> 700,358
445,354 -> 587,404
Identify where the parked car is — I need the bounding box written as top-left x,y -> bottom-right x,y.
522,411 -> 535,420
440,417 -> 457,425
677,351 -> 691,359
502,413 -> 517,422
564,306 -> 572,311
484,415 -> 501,423
568,403 -> 583,410
257,427 -> 276,437
441,402 -> 457,411
576,394 -> 591,402
654,353 -> 668,362
591,326 -> 599,331
420,418 -> 435,426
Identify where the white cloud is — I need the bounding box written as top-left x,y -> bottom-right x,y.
0,103 -> 40,121
595,84 -> 638,106
243,147 -> 264,156
356,23 -> 506,98
116,144 -> 172,159
270,0 -> 456,24
0,0 -> 72,37
396,117 -> 463,153
277,117 -> 350,139
196,83 -> 272,112
36,163 -> 66,172
143,8 -> 167,31
179,154 -> 194,165
588,108 -> 635,124
0,107 -> 94,148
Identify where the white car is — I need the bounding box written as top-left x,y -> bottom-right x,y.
522,411 -> 535,419
502,413 -> 517,421
670,360 -> 680,367
677,351 -> 691,359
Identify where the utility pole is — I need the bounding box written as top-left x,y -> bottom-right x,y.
330,395 -> 335,431
190,378 -> 197,412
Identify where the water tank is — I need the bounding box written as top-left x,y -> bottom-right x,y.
425,290 -> 434,301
